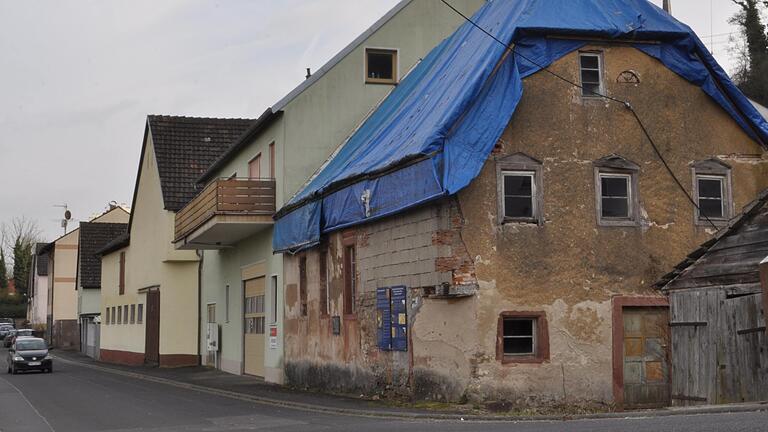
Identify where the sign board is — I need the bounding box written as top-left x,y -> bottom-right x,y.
376,286 -> 408,351
206,323 -> 219,352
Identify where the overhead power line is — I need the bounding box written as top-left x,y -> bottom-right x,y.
439,0 -> 719,230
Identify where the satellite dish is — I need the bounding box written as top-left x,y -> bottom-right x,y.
64,210 -> 72,220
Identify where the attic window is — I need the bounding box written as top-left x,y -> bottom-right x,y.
579,52 -> 603,97
366,48 -> 398,84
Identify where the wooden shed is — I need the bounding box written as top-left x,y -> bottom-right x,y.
656,189 -> 768,406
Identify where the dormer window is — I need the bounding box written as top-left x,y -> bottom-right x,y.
365,48 -> 398,84
579,52 -> 603,97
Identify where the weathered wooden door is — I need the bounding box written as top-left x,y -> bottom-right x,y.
243,277 -> 265,377
145,290 -> 160,365
623,307 -> 670,408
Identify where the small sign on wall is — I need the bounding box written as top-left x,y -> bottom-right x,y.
269,326 -> 278,349
377,286 -> 408,351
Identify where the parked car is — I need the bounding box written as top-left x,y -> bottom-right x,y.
6,337 -> 52,374
0,325 -> 13,339
3,330 -> 16,348
0,318 -> 14,326
4,329 -> 33,348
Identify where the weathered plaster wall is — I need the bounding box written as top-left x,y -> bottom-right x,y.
282,45 -> 767,404
454,45 -> 768,405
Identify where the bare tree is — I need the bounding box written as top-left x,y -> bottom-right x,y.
0,217 -> 43,274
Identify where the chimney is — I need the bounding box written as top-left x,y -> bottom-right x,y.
663,0 -> 672,14
305,68 -> 312,79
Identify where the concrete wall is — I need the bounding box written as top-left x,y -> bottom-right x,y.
200,0 -> 484,384
282,45 -> 768,405
101,134 -> 199,365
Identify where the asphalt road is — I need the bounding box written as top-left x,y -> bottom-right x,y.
0,349 -> 766,431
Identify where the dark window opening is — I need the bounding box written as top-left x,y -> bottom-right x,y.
503,172 -> 535,219
579,53 -> 602,97
299,256 -> 307,317
319,248 -> 328,316
502,318 -> 535,355
343,245 -> 356,315
600,174 -> 630,219
366,48 -> 397,84
697,176 -> 724,219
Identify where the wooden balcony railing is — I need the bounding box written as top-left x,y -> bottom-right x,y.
174,178 -> 276,242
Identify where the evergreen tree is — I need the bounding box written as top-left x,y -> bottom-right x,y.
0,250 -> 7,290
12,237 -> 32,297
731,1 -> 768,105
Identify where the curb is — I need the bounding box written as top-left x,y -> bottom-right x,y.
54,355 -> 768,423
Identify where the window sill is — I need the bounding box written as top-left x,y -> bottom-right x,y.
597,219 -> 639,227
343,314 -> 358,321
365,79 -> 398,85
500,355 -> 547,365
502,217 -> 539,225
695,218 -> 728,227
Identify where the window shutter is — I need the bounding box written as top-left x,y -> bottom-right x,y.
119,252 -> 125,295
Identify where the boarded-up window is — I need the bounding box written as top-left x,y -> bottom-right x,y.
119,252 -> 125,295
299,256 -> 307,316
319,247 -> 328,316
343,245 -> 356,315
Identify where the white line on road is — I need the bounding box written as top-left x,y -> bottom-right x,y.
0,375 -> 56,432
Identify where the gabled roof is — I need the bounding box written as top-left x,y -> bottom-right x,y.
34,243 -> 48,276
198,0 -> 416,183
78,222 -> 128,289
273,0 -> 768,253
656,189 -> 768,291
146,116 -> 253,212
95,232 -> 130,257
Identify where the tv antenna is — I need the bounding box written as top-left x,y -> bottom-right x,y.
54,204 -> 72,235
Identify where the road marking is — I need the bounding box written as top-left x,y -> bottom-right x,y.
0,375 -> 56,431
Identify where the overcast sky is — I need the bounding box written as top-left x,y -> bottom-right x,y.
0,0 -> 748,241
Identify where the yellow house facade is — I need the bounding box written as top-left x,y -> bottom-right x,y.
99,116 -> 251,366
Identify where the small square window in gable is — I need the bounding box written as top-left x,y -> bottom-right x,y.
365,48 -> 398,84
495,152 -> 544,225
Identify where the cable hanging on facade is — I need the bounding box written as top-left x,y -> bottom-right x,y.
440,0 -> 719,230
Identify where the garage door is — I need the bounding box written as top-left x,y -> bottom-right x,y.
243,277 -> 265,377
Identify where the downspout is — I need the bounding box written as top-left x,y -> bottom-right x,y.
197,249 -> 203,365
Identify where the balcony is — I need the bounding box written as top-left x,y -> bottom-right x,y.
174,178 -> 276,250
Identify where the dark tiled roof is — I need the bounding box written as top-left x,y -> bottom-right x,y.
147,116 -> 253,212
78,222 -> 128,289
95,232 -> 130,257
656,189 -> 768,291
35,243 -> 48,276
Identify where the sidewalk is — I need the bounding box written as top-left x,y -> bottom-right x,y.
54,350 -> 768,422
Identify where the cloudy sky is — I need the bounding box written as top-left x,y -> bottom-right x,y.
0,0 -> 748,241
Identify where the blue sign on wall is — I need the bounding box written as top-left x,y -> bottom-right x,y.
376,286 -> 407,352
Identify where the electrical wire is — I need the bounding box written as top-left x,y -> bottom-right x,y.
440,0 -> 719,230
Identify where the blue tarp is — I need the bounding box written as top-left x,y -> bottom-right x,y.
274,0 -> 768,253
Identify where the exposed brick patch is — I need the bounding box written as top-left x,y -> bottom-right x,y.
432,230 -> 454,245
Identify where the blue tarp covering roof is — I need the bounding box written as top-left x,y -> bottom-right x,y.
274,0 -> 768,253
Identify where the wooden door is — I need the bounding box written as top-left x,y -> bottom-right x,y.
243,277 -> 265,377
623,307 -> 670,408
249,155 -> 261,179
145,290 -> 160,365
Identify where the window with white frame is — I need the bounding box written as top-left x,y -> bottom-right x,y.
496,153 -> 544,225
692,159 -> 732,225
579,52 -> 603,97
599,173 -> 631,219
502,172 -> 536,219
594,155 -> 640,226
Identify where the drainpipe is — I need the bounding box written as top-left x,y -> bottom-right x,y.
197,249 -> 203,365
663,0 -> 672,14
